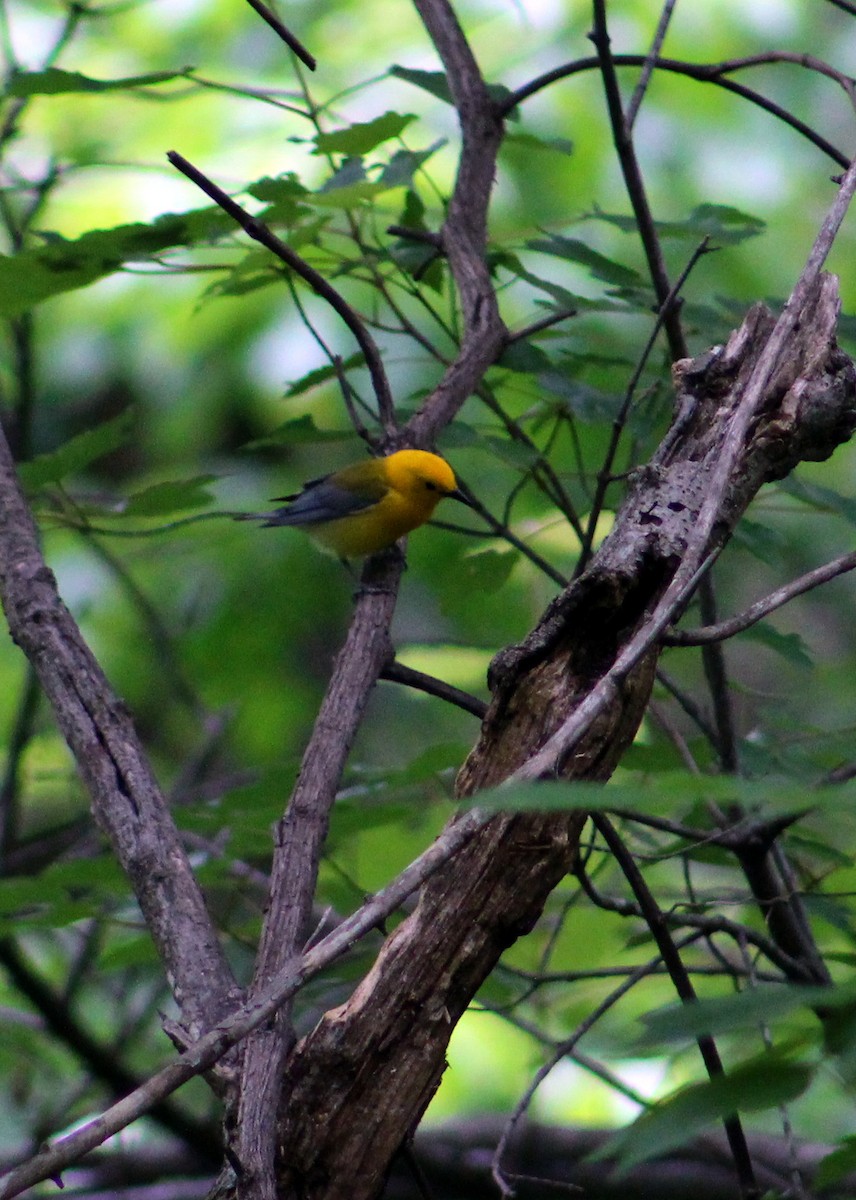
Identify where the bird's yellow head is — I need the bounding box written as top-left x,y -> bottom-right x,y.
382,449 -> 461,503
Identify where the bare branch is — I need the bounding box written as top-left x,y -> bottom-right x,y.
625,0 -> 678,129
243,0 -> 316,70
666,549 -> 856,644
403,0 -> 508,445
166,150 -> 397,438
233,549 -> 404,1197
697,574 -> 740,773
503,55 -> 850,168
0,425 -> 237,1040
589,2 -> 688,363
380,659 -> 487,719
0,805 -> 488,1200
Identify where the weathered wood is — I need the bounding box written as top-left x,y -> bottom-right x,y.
269,280 -> 856,1199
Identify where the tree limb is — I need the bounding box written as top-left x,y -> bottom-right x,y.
0,424 -> 238,1042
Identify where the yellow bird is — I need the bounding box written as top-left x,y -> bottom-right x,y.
238,449 -> 471,558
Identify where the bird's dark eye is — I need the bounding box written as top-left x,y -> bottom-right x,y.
424,480 -> 438,491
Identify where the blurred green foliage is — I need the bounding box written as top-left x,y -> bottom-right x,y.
4,0 -> 856,1189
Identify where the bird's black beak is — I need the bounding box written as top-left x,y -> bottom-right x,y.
448,487 -> 475,507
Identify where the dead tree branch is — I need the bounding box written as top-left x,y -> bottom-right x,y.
269,265 -> 856,1200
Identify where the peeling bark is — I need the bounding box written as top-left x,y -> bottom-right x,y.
270,278 -> 856,1200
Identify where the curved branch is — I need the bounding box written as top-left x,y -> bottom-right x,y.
503,55 -> 849,168
380,659 -> 487,718
665,549 -> 856,644
403,0 -> 508,446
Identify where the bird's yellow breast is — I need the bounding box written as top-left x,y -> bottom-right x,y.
309,450 -> 458,557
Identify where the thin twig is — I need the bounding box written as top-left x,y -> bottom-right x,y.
501,55 -> 849,168
591,2 -> 688,361
0,665 -> 38,860
655,668 -> 721,750
166,150 -> 397,438
0,805 -> 491,1200
666,549 -> 856,644
625,0 -> 678,129
592,815 -> 759,1198
243,0 -> 316,70
698,575 -> 739,773
576,238 -> 712,575
380,660 -> 487,719
505,308 -> 577,344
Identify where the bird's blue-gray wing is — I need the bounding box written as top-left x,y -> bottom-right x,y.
262,475 -> 384,527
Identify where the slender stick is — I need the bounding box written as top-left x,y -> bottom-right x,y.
0,805 -> 491,1200
243,0 -> 316,70
501,55 -> 848,168
666,549 -> 856,644
166,150 -> 397,438
625,0 -> 678,129
589,1 -> 687,362
592,815 -> 760,1198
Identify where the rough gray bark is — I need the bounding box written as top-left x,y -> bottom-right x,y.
0,426 -> 240,1043
269,277 -> 856,1200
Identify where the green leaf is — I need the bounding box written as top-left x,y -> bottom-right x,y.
19,411 -> 135,490
249,173 -> 311,224
379,140 -> 445,187
313,112 -> 417,155
598,1054 -> 812,1173
0,209 -> 231,317
639,983 -> 856,1046
496,260 -> 629,314
319,156 -> 367,191
527,233 -> 642,286
389,64 -> 515,111
122,476 -> 217,517
311,158 -> 386,207
539,372 -> 622,422
499,340 -> 554,373
457,549 -> 519,595
731,518 -> 788,567
587,202 -> 765,245
0,854 -> 129,933
200,251 -> 280,299
243,416 -> 356,449
816,1137 -> 856,1189
284,354 -> 366,398
8,66 -> 188,96
743,621 -> 814,668
390,65 -> 454,103
464,769 -> 856,816
778,476 -> 856,525
505,131 -> 574,156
